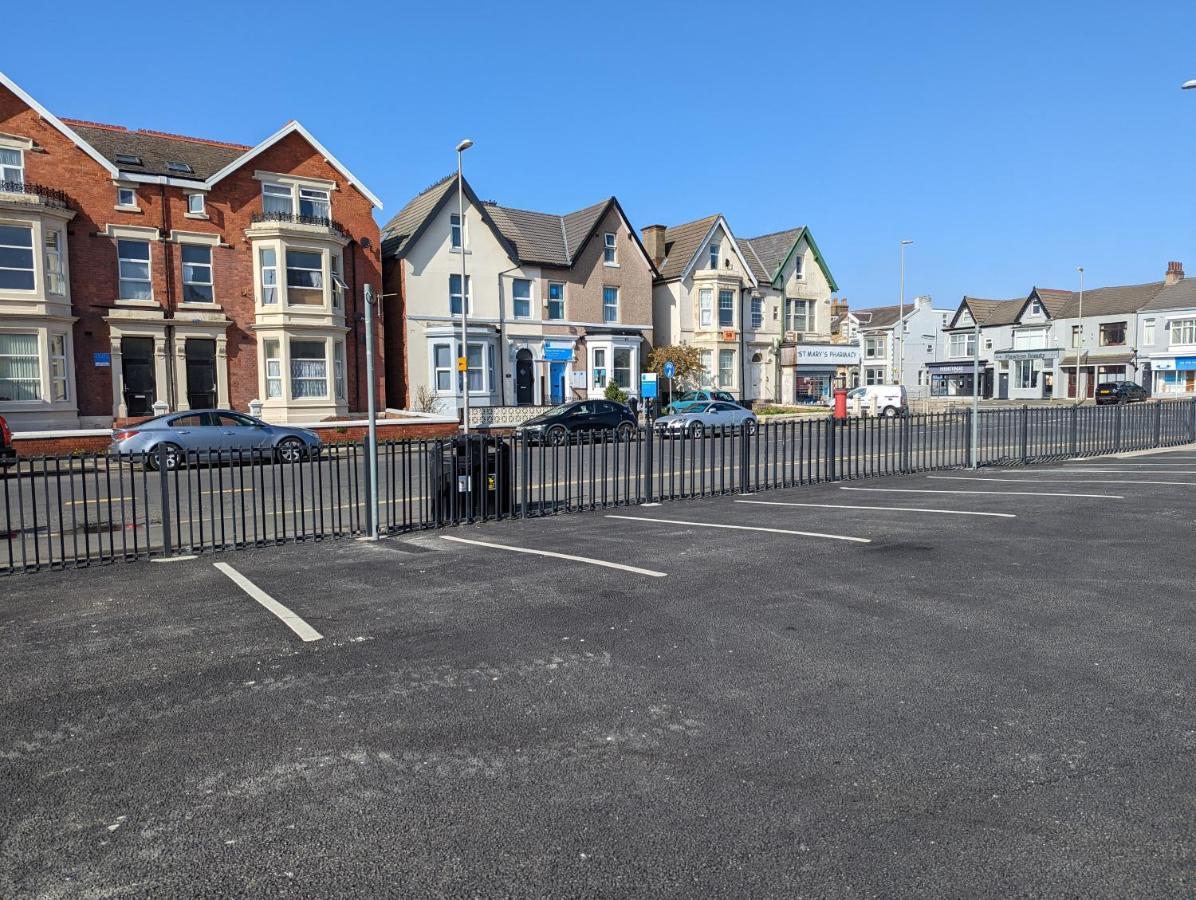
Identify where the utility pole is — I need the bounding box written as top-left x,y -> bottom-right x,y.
363,282 -> 379,538
456,138 -> 473,434
1075,266 -> 1085,405
898,239 -> 913,384
971,317 -> 981,468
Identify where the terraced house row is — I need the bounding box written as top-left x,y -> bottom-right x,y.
0,71 -> 384,431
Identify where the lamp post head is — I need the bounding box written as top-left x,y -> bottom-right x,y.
456,139 -> 474,153
1183,80 -> 1196,90
900,239 -> 914,246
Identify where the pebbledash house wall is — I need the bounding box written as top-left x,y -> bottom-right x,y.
0,81 -> 383,431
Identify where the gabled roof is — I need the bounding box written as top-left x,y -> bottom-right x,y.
1054,281 -> 1165,318
380,174 -> 515,261
948,296 -> 1024,328
655,214 -> 721,281
851,304 -> 904,330
740,226 -> 840,292
2,71 -> 382,207
1030,288 -> 1072,318
67,121 -> 246,180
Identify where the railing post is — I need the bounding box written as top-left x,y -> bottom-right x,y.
1070,404 -> 1079,457
642,424 -> 655,503
519,433 -> 530,519
739,423 -> 751,493
1114,403 -> 1123,453
1153,401 -> 1162,448
1190,398 -> 1196,443
901,412 -> 912,474
1019,405 -> 1029,464
825,415 -> 837,481
157,444 -> 172,559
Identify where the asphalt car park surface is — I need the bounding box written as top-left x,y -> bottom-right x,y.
2,449 -> 1196,896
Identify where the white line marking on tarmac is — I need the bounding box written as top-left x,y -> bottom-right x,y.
735,499 -> 1016,518
1030,468 -> 1196,475
439,535 -> 667,577
928,475 -> 1196,486
151,554 -> 198,563
214,562 -> 324,642
840,486 -> 1124,499
604,514 -> 871,543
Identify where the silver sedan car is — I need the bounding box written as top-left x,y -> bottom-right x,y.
655,401 -> 758,438
109,409 -> 322,470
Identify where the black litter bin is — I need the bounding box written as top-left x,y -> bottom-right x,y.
431,435 -> 513,524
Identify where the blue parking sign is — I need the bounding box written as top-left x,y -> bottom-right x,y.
663,361 -> 676,379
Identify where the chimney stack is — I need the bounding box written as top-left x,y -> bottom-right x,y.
642,224 -> 667,266
1166,261 -> 1184,285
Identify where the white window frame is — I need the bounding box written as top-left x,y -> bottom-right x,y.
450,213 -> 464,249
1170,318 -> 1196,346
709,243 -> 720,270
864,366 -> 885,386
603,232 -> 617,265
699,349 -> 713,387
718,290 -> 735,328
1071,324 -> 1083,348
432,342 -> 453,393
1142,318 -> 1156,346
262,182 -> 333,220
0,331 -> 41,400
718,348 -> 734,388
592,347 -> 608,388
948,331 -> 976,359
792,254 -> 805,281
259,247 -> 278,305
612,347 -> 632,390
0,223 -> 35,293
512,278 -> 532,319
785,298 -> 812,333
117,239 -> 152,301
751,297 -> 763,330
186,193 -> 206,216
0,147 -> 24,186
116,186 -> 138,209
263,339 -> 282,398
333,341 -> 346,400
330,253 -> 345,310
449,274 -> 471,315
284,248 -> 325,306
180,243 -> 214,304
43,228 -> 65,295
699,288 -> 713,327
864,336 -> 887,359
603,286 -> 618,323
49,332 -> 69,401
289,338 -> 330,399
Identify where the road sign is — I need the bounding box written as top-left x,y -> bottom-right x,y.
640,372 -> 658,399
662,361 -> 676,379
457,356 -> 468,373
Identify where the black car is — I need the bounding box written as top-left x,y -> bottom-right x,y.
516,400 -> 637,444
1095,381 -> 1148,405
0,414 -> 16,467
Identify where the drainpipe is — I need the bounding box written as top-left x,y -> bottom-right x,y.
497,264 -> 520,405
346,239 -> 359,412
740,288 -> 748,404
159,181 -> 178,410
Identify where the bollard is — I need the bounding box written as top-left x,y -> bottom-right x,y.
157,442 -> 173,558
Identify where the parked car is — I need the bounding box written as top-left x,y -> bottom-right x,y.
0,414 -> 16,467
847,384 -> 908,417
655,402 -> 758,438
516,400 -> 637,445
1095,381 -> 1148,405
109,410 -> 322,470
666,389 -> 740,414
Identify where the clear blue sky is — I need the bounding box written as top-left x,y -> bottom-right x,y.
6,0 -> 1196,309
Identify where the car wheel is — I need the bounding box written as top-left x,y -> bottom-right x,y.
688,422 -> 704,438
744,419 -> 758,435
548,425 -> 569,446
616,421 -> 635,440
1117,397 -> 1128,406
276,437 -> 305,463
146,442 -> 182,472
882,405 -> 898,418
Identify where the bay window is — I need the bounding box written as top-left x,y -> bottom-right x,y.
432,343 -> 453,392
0,332 -> 40,400
0,224 -> 35,291
718,290 -> 734,327
334,342 -> 345,400
181,244 -> 213,302
44,229 -> 65,294
263,339 -> 282,398
699,349 -> 712,387
117,239 -> 151,300
49,333 -> 68,401
285,250 -> 323,305
260,248 -> 278,304
330,254 -> 345,310
0,147 -> 24,186
290,340 -> 328,398
466,343 -> 484,392
593,348 -> 608,388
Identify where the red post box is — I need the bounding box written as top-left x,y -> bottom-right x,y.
833,386 -> 848,420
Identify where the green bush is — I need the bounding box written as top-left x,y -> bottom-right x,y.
604,381 -> 629,404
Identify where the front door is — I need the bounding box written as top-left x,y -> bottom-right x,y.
1042,372 -> 1054,399
749,360 -> 763,400
121,337 -> 156,416
998,371 -> 1009,399
185,339 -> 217,410
549,361 -> 566,405
515,350 -> 534,405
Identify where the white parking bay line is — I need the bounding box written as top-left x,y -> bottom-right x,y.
213,562 -> 324,642
440,535 -> 666,577
604,514 -> 871,543
927,475 -> 1196,487
840,486 -> 1124,499
735,499 -> 1016,518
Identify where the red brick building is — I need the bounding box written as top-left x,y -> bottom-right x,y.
0,71 -> 384,430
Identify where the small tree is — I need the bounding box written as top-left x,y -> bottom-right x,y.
604,380 -> 629,404
646,344 -> 705,405
414,385 -> 443,415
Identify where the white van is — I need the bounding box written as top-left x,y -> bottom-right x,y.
847,385 -> 907,417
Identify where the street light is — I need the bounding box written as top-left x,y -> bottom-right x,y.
1075,266 -> 1085,405
456,139 -> 473,434
897,240 -> 913,385
1182,80 -> 1196,90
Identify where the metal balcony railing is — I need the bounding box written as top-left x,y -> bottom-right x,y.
250,209 -> 346,236
0,179 -> 71,210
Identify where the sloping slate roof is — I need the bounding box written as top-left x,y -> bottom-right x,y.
656,215 -> 720,281
561,199 -> 610,262
1033,288 -> 1072,317
852,304 -> 903,329
741,227 -> 804,279
980,297 -> 1026,326
737,240 -> 771,282
484,203 -> 571,265
1055,281 -> 1164,318
67,122 -> 246,179
1139,278 -> 1196,312
379,174 -> 456,256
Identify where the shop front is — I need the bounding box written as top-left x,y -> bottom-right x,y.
927,360 -> 991,398
1148,355 -> 1196,396
1059,352 -> 1134,399
780,343 -> 860,405
994,348 -> 1060,401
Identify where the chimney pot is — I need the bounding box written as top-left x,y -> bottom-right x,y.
1166,260 -> 1184,285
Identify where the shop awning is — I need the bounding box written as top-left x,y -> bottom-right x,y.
1059,352 -> 1134,367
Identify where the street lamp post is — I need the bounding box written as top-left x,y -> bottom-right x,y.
1075,266 -> 1085,405
1182,80 -> 1196,90
456,138 -> 473,434
897,240 -> 913,385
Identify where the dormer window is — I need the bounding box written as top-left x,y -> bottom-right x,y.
0,147 -> 24,187
114,153 -> 143,167
166,161 -> 193,174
